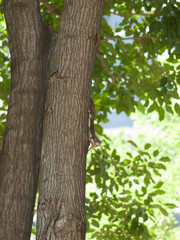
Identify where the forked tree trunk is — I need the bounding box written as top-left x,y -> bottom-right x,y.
0,1 -> 53,239
0,0 -> 104,239
37,0 -> 104,239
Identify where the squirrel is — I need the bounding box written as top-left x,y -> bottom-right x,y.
88,97 -> 102,151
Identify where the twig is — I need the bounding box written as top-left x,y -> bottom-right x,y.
97,54 -> 115,82
101,146 -> 124,187
97,53 -> 122,85
100,146 -> 130,222
101,35 -> 158,43
125,16 -> 164,73
39,0 -> 62,17
97,52 -> 131,85
104,9 -> 160,17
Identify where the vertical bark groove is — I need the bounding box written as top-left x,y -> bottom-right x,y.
37,0 -> 104,239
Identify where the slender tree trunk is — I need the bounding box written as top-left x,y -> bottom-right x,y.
0,1 -> 53,239
37,0 -> 104,239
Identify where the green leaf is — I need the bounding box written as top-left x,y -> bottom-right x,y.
138,150 -> 151,159
158,108 -> 165,121
150,21 -> 162,34
160,77 -> 168,87
169,91 -> 179,99
136,101 -> 145,113
156,163 -> 166,170
111,149 -> 117,157
126,152 -> 133,158
164,203 -> 177,209
159,157 -> 171,162
136,208 -> 142,216
148,102 -> 158,113
91,219 -> 99,228
128,140 -> 138,148
165,105 -> 173,114
144,176 -> 150,186
158,206 -> 168,216
148,162 -> 155,168
121,159 -> 131,165
153,150 -> 159,157
133,179 -> 139,184
174,103 -> 180,115
151,204 -> 168,216
86,174 -> 92,183
153,181 -> 164,189
152,189 -> 166,195
153,169 -> 161,176
142,213 -> 148,222
141,186 -> 147,195
144,143 -> 151,150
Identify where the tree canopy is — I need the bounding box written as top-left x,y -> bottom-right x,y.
0,0 -> 180,239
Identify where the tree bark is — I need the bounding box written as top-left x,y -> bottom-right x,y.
37,0 -> 104,239
0,1 -> 53,239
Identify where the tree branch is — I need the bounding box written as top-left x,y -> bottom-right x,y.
125,16 -> 164,73
97,53 -> 122,85
104,9 -> 160,17
97,52 -> 131,85
101,35 -> 158,43
39,0 -> 62,17
101,146 -> 124,187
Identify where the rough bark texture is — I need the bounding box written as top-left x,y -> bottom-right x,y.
37,0 -> 104,239
0,1 -> 52,239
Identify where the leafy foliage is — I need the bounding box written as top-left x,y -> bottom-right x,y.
86,140 -> 174,239
93,0 -> 180,122
0,7 -> 10,147
39,0 -> 64,33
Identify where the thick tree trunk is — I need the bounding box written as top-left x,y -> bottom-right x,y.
37,0 -> 104,239
0,1 -> 52,239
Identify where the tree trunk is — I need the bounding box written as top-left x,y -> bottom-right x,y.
0,1 -> 53,239
37,0 -> 104,239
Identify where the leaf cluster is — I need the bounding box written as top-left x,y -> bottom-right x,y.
93,0 -> 180,121
0,13 -> 10,145
86,140 -> 175,239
